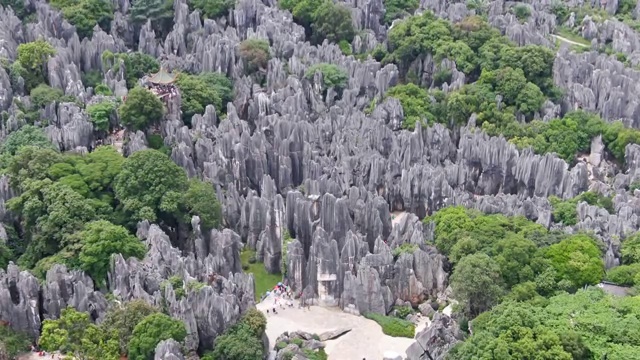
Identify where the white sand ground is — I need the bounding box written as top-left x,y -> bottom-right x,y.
18,351 -> 65,360
257,295 -> 428,360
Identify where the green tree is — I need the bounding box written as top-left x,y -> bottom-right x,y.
39,307 -> 120,359
383,0 -> 419,25
129,0 -> 174,37
30,84 -> 66,108
118,86 -> 164,130
239,308 -> 267,337
175,72 -> 233,121
121,52 -> 160,89
304,63 -> 348,92
545,234 -> 604,288
0,0 -> 29,19
87,101 -> 116,131
190,0 -> 234,19
0,125 -> 54,156
50,0 -> 114,39
127,313 -> 187,360
183,179 -> 222,229
212,324 -> 265,360
77,220 -> 146,286
450,253 -> 504,318
101,300 -> 159,354
239,39 -> 271,74
622,233 -> 640,264
606,263 -> 640,286
311,2 -> 355,44
0,326 -> 31,358
16,39 -> 56,91
113,149 -> 189,223
492,234 -> 537,288
8,180 -> 98,267
385,83 -> 433,129
435,41 -> 476,74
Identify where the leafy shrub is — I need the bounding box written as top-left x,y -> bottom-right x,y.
394,305 -> 414,319
606,264 -> 640,286
304,348 -> 328,360
291,338 -> 303,347
513,4 -> 531,21
30,84 -> 64,108
212,310 -> 267,359
239,38 -> 271,73
0,326 -> 31,358
94,83 -> 113,95
190,0 -> 234,19
127,313 -> 187,360
1,125 -> 53,155
550,191 -> 614,225
82,70 -> 102,88
392,243 -> 418,258
281,0 -> 354,45
304,63 -> 348,92
364,313 -> 415,338
338,39 -> 352,56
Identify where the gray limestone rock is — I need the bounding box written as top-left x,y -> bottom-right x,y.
154,339 -> 184,360
42,264 -> 108,322
0,263 -> 41,339
405,312 -> 461,360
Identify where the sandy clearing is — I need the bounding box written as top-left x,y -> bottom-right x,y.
257,296 -> 427,360
17,351 -> 66,360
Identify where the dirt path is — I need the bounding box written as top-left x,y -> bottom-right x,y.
551,34 -> 589,47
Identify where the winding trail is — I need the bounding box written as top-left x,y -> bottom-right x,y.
551,34 -> 589,47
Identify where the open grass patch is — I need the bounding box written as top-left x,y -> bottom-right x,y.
241,249 -> 282,301
555,26 -> 590,47
363,312 -> 415,338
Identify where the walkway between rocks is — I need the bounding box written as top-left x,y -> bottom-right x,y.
551,34 -> 589,47
257,295 -> 424,360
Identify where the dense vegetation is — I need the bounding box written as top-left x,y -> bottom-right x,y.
449,289 -> 640,359
0,132 -> 221,283
207,308 -> 268,359
380,13 -> 640,163
279,0 -> 355,45
38,302 -> 189,360
427,207 -> 605,317
364,312 -> 415,338
425,206 -> 640,358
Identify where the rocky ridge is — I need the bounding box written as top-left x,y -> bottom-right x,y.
1,0 -> 640,358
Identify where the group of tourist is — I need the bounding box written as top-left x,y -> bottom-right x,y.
263,282 -> 311,316
148,84 -> 178,99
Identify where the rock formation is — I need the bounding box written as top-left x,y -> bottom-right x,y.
2,0 -> 640,358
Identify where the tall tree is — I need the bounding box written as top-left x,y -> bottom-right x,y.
451,253 -> 504,318
113,149 -> 189,223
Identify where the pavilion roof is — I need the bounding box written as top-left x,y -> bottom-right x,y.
148,67 -> 177,84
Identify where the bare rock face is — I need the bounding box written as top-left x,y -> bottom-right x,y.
42,264 -> 108,322
405,313 -> 462,360
0,264 -> 41,339
154,339 -> 184,360
109,223 -> 254,352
